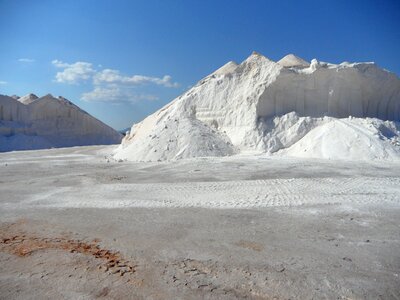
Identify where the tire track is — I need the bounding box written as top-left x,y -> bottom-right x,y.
25,177 -> 400,209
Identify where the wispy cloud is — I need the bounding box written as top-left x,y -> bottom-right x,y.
0,81 -> 7,85
18,58 -> 35,63
52,60 -> 95,84
52,59 -> 179,103
81,86 -> 158,103
94,69 -> 179,88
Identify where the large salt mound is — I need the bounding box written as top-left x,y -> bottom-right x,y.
0,94 -> 122,152
115,52 -> 400,161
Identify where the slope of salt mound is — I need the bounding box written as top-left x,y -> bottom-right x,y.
212,61 -> 238,76
280,117 -> 400,160
277,54 -> 309,68
114,117 -> 235,161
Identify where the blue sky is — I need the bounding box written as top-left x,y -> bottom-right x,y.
0,0 -> 399,130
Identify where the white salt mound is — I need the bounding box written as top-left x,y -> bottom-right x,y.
277,54 -> 310,68
276,114 -> 400,160
115,51 -> 399,161
0,94 -> 122,152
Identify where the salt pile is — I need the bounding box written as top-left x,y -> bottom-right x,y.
0,94 -> 122,152
115,52 -> 400,161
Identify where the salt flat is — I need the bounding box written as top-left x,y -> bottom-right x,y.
0,145 -> 399,299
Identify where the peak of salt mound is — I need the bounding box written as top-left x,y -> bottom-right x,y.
18,93 -> 39,105
244,51 -> 274,63
278,54 -> 309,68
251,51 -> 262,56
42,93 -> 54,99
11,95 -> 20,100
35,94 -> 67,104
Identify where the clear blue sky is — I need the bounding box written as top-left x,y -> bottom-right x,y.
0,0 -> 399,130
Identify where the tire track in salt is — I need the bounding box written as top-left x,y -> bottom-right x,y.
25,177 -> 400,209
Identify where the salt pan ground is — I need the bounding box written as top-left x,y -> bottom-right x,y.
0,145 -> 399,299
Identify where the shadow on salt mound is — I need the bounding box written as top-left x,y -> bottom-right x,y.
0,134 -> 53,152
280,118 -> 400,160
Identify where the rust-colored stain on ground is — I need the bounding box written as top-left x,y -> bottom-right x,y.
235,240 -> 264,252
0,221 -> 136,278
